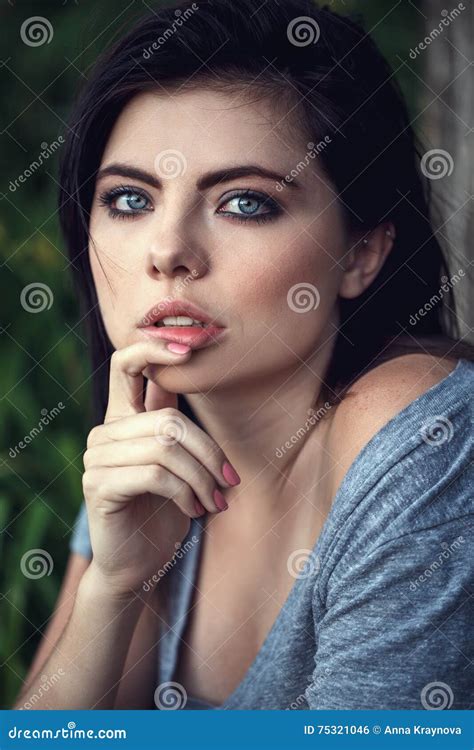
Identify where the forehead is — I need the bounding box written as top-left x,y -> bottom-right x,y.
101,88 -> 308,166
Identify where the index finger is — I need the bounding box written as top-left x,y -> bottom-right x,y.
104,341 -> 191,423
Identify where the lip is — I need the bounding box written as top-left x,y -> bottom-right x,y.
137,325 -> 227,350
138,298 -> 223,327
137,298 -> 227,351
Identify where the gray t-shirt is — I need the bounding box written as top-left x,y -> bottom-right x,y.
70,358 -> 474,710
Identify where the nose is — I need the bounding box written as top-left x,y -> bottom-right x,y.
146,229 -> 209,282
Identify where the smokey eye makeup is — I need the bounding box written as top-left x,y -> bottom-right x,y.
97,184 -> 283,225
97,184 -> 153,221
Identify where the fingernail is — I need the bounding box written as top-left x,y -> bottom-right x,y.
194,499 -> 206,516
167,342 -> 191,354
222,461 -> 241,486
213,488 -> 228,511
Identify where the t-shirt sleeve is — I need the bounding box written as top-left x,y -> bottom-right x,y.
304,514 -> 474,710
69,501 -> 93,560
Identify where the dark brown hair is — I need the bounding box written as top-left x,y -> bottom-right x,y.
58,0 -> 474,423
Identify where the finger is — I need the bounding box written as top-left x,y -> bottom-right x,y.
85,464 -> 205,518
87,409 -> 240,489
84,437 -> 224,513
105,342 -> 191,423
144,377 -> 177,412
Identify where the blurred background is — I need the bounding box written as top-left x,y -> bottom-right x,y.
1,0 -> 472,708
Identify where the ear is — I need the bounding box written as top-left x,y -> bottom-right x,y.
338,221 -> 395,300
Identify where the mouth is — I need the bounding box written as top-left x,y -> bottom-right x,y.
138,322 -> 227,350
138,298 -> 226,349
153,316 -> 211,329
137,302 -> 227,350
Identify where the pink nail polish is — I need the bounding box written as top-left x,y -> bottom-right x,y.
194,499 -> 206,516
222,461 -> 241,486
167,342 -> 191,354
213,488 -> 228,511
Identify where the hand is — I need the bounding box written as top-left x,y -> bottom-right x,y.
81,341 -> 240,596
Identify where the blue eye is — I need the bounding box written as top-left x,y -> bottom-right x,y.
98,185 -> 152,219
116,193 -> 148,211
217,190 -> 281,224
99,185 -> 281,225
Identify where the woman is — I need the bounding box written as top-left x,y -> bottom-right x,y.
15,0 -> 473,710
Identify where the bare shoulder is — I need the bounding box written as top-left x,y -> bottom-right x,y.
325,353 -> 459,498
340,352 -> 458,418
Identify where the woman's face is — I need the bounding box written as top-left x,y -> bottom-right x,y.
88,88 -> 353,394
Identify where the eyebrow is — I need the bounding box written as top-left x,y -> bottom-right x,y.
95,162 -> 301,190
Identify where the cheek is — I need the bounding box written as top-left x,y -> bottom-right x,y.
231,236 -> 342,337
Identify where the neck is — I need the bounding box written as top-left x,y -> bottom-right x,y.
184,338 -> 335,528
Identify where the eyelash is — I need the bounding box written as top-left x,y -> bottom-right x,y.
97,185 -> 281,225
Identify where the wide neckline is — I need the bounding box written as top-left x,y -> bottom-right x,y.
180,357 -> 469,710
